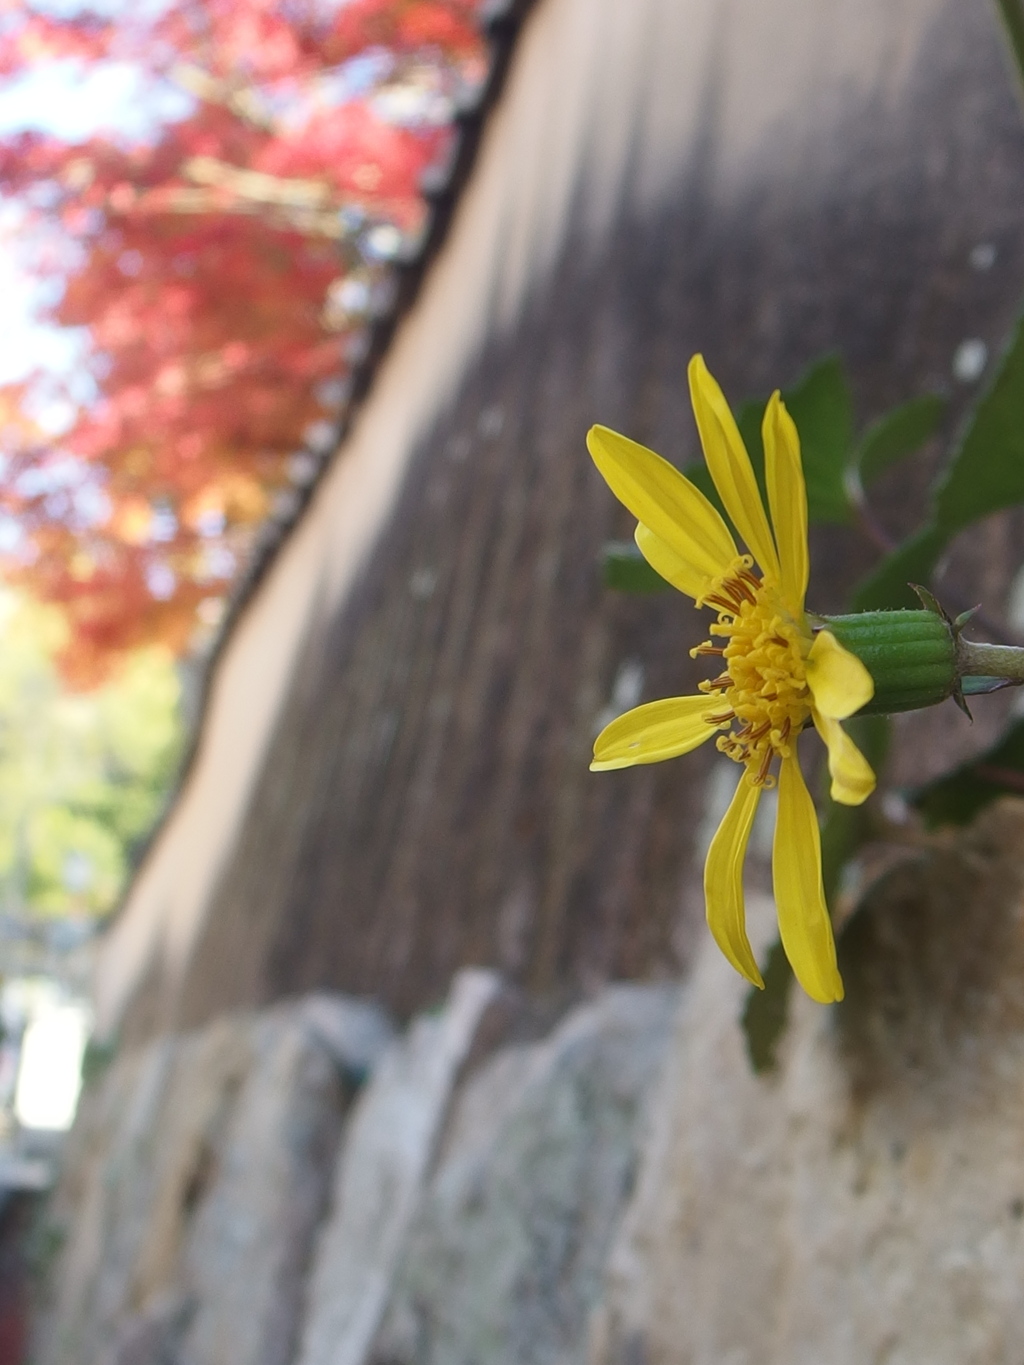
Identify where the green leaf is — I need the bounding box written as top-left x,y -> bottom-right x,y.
911,715 -> 1024,827
960,676 -> 1015,695
855,393 -> 946,487
850,525 -> 947,611
995,0 -> 1024,110
852,318 -> 1024,611
932,316 -> 1024,533
681,399 -> 769,520
782,354 -> 855,524
735,397 -> 768,490
741,939 -> 792,1074
601,541 -> 670,593
683,358 -> 856,539
677,458 -> 725,515
734,357 -> 855,525
819,715 -> 891,894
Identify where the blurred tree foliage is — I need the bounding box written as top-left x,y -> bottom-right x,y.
0,590 -> 182,918
0,0 -> 485,682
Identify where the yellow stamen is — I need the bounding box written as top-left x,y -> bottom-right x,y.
704,592 -> 740,615
705,708 -> 736,725
697,569 -> 812,786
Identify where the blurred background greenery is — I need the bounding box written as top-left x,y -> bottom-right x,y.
0,592 -> 181,924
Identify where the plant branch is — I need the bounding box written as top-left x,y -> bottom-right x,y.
959,638 -> 1024,680
844,469 -> 895,555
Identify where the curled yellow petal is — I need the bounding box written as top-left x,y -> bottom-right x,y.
773,756 -> 844,1004
812,710 -> 876,806
762,391 -> 809,615
591,695 -> 718,771
587,425 -> 738,598
687,355 -> 780,582
805,629 -> 874,719
634,522 -> 707,600
704,773 -> 764,987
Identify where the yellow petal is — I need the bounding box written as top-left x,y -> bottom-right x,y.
805,629 -> 874,719
762,391 -> 809,614
773,756 -> 844,1004
812,710 -> 876,806
634,522 -> 708,600
591,695 -> 718,771
587,425 -> 738,598
704,773 -> 764,987
687,355 -> 780,581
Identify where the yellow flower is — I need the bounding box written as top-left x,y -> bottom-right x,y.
589,355 -> 876,1003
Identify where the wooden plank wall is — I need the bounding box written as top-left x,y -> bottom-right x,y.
99,0 -> 1024,1038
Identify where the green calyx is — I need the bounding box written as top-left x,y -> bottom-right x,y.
818,585 -> 1024,717
815,608 -> 957,716
824,584 -> 1024,720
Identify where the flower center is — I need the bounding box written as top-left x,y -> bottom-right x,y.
693,566 -> 811,787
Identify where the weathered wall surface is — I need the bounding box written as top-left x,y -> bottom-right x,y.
594,799 -> 1024,1365
50,4 -> 1024,1359
100,0 -> 1024,1039
32,975 -> 678,1365
38,803 -> 1024,1363
32,994 -> 394,1365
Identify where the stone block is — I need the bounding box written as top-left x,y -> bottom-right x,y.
593,800 -> 1024,1365
296,969 -> 506,1365
370,983 -> 679,1365
33,994 -> 393,1365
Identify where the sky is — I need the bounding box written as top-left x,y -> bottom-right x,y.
0,227 -> 81,387
0,57 -> 188,388
0,6 -> 422,392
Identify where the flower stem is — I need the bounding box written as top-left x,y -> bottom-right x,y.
959,638 -> 1024,680
995,0 -> 1024,106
